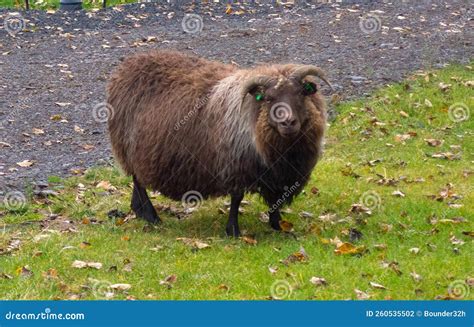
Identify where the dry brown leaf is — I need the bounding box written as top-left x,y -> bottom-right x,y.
369,281 -> 387,290
424,138 -> 443,147
110,283 -> 132,291
55,102 -> 71,107
16,160 -> 34,167
241,236 -> 257,245
71,260 -> 102,269
354,289 -> 370,300
281,247 -> 309,265
310,277 -> 327,286
32,128 -> 45,135
392,190 -> 406,197
279,220 -> 294,232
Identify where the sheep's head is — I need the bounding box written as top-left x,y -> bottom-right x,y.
242,65 -> 331,140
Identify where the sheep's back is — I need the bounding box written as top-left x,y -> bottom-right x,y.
107,50 -> 236,198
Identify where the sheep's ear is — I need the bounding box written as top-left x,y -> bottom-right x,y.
241,76 -> 273,100
291,65 -> 333,91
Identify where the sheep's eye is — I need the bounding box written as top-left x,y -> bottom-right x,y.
255,93 -> 265,101
302,82 -> 317,95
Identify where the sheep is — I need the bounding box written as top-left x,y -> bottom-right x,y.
107,50 -> 331,236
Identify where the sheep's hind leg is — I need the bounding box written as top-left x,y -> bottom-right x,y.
226,191 -> 244,237
269,210 -> 282,231
131,176 -> 161,224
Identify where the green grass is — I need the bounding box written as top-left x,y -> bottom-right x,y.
0,0 -> 135,10
1,64 -> 473,300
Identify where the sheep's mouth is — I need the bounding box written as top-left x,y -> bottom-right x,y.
277,127 -> 300,138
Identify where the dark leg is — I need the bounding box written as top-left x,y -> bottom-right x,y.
269,209 -> 282,231
226,191 -> 244,237
131,176 -> 161,224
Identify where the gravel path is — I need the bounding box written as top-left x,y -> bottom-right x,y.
0,0 -> 471,191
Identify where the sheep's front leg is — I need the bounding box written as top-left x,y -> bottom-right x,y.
226,191 -> 244,237
269,209 -> 282,231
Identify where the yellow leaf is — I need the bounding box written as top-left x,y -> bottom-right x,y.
279,220 -> 294,232
334,242 -> 366,255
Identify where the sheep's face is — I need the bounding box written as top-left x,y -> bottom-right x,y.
248,77 -> 319,139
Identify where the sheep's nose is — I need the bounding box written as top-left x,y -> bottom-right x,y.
279,118 -> 297,128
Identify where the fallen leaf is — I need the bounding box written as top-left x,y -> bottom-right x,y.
424,138 -> 443,147
409,247 -> 420,254
279,220 -> 294,232
160,274 -> 177,288
268,266 -> 278,275
310,277 -> 327,286
32,128 -> 45,135
438,82 -> 452,92
17,266 -> 33,278
241,236 -> 257,245
96,181 -> 116,191
424,99 -> 433,107
281,247 -> 309,265
16,160 -> 34,167
334,242 -> 366,255
354,289 -> 370,300
71,260 -> 102,269
369,281 -> 387,290
110,283 -> 132,291
449,235 -> 465,246
399,110 -> 409,118
349,204 -> 372,215
410,271 -> 422,282
176,238 -> 210,250
392,190 -> 406,197
55,102 -> 71,107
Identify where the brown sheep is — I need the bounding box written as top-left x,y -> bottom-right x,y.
107,50 -> 331,236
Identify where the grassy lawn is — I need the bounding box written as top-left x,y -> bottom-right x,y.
0,64 -> 473,300
0,0 -> 135,10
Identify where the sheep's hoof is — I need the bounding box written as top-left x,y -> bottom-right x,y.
134,205 -> 161,224
269,221 -> 282,231
226,226 -> 240,237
